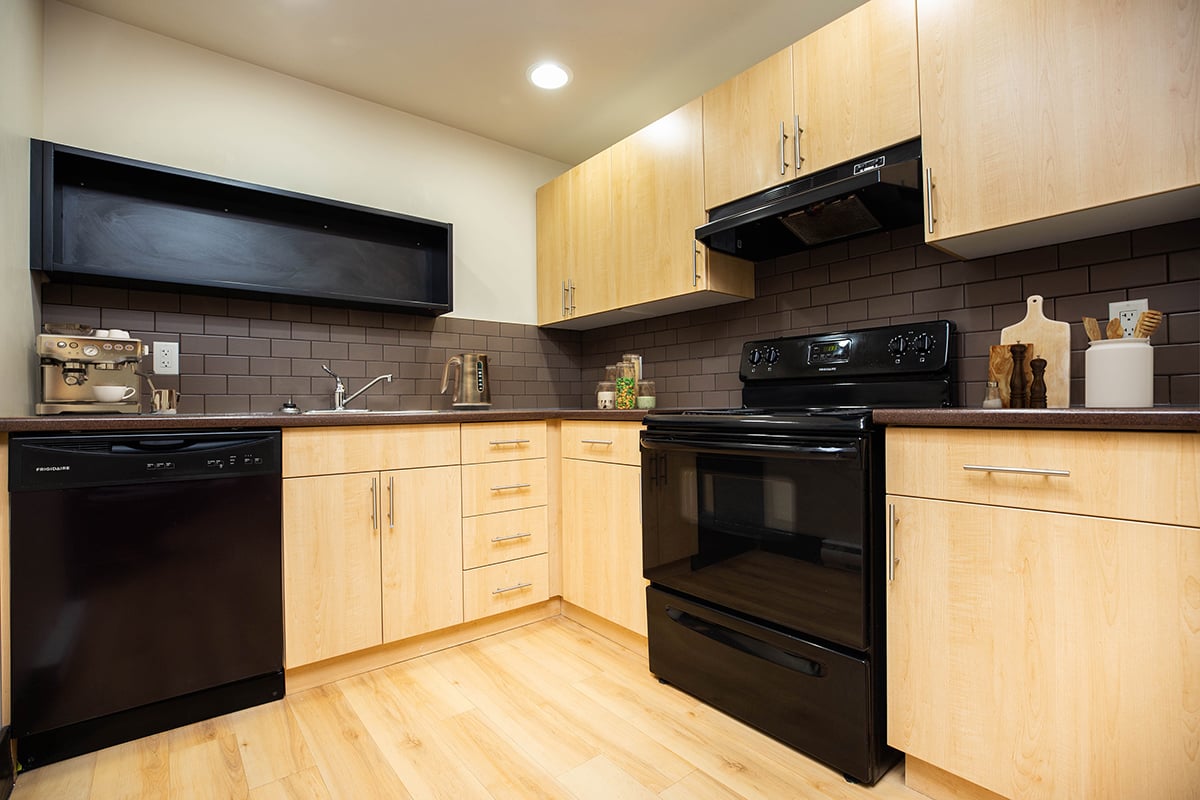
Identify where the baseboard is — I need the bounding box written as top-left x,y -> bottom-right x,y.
561,601 -> 648,658
905,756 -> 1009,800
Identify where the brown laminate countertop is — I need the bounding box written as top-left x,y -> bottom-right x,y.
0,408 -> 651,434
873,407 -> 1200,432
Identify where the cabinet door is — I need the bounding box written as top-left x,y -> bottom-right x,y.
381,466 -> 463,642
566,151 -> 616,318
611,98 -> 706,305
561,458 -> 646,636
917,0 -> 1200,244
887,496 -> 1200,800
792,0 -> 919,174
535,172 -> 570,324
702,46 -> 795,209
283,473 -> 382,666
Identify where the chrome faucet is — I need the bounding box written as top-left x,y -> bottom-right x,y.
322,365 -> 393,411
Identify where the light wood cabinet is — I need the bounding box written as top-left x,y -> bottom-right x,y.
560,421 -> 646,636
885,427 -> 1200,800
282,425 -> 463,668
702,46 -> 795,210
460,422 -> 550,621
917,0 -> 1200,258
535,151 -> 614,325
792,0 -> 919,175
611,97 -> 754,311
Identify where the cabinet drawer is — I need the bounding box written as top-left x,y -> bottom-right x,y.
283,424 -> 460,476
463,507 -> 548,569
561,420 -> 642,465
886,428 -> 1199,527
461,459 -> 548,516
463,554 -> 550,621
461,421 -> 547,463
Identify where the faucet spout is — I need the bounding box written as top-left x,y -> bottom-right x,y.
339,373 -> 393,409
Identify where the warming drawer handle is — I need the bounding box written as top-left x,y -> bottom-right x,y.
490,532 -> 533,543
489,439 -> 530,446
490,483 -> 532,492
492,581 -> 533,595
641,436 -> 860,461
665,606 -> 825,678
962,464 -> 1070,477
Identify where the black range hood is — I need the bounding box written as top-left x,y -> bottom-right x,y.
698,138 -> 923,262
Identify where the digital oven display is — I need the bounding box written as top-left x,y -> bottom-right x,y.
809,339 -> 851,364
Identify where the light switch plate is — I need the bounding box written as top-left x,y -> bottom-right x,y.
1108,298 -> 1149,338
153,341 -> 179,375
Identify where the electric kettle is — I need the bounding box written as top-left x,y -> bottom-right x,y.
441,353 -> 491,408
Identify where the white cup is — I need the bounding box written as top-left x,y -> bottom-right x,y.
93,385 -> 137,403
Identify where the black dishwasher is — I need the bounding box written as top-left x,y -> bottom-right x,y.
8,429 -> 285,768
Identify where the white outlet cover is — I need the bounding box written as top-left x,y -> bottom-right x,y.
1108,299 -> 1149,337
154,341 -> 180,375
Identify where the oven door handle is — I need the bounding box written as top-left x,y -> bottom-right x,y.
666,606 -> 825,677
641,436 -> 860,462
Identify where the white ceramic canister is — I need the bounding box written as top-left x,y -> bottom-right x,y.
1084,338 -> 1153,408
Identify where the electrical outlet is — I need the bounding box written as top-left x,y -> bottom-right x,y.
1108,298 -> 1148,338
153,341 -> 179,375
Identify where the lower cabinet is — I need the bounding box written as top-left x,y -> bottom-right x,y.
885,427 -> 1200,800
282,465 -> 463,667
560,421 -> 646,636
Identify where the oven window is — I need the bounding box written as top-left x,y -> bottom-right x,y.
644,444 -> 869,649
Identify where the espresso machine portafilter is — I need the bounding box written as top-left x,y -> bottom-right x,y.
36,332 -> 148,414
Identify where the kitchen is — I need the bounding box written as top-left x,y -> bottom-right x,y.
1,0 -> 1199,798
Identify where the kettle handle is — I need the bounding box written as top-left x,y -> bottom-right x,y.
440,355 -> 463,394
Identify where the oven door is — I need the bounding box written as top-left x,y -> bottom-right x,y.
642,429 -> 872,650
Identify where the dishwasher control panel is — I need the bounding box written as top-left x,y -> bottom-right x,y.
8,430 -> 282,491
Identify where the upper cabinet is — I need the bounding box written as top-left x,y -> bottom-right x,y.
535,151 -> 615,324
918,0 -> 1200,258
792,0 -> 919,176
538,99 -> 753,329
702,48 -> 796,210
703,0 -> 920,210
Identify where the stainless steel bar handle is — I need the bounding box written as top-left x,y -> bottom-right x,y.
779,121 -> 789,175
962,464 -> 1070,477
490,482 -> 532,491
568,279 -> 576,315
492,581 -> 533,595
490,532 -> 533,543
692,241 -> 700,287
370,476 -> 378,531
561,280 -> 568,317
489,439 -> 531,446
925,167 -> 936,234
794,115 -> 803,168
887,503 -> 896,582
387,475 -> 395,529
580,439 -> 614,446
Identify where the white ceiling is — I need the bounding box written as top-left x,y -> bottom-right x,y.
59,0 -> 867,166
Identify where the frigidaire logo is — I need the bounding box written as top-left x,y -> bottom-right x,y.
35,465 -> 70,472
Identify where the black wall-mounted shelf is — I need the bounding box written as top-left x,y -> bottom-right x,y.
30,140 -> 452,314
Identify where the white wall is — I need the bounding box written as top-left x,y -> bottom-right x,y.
41,1 -> 567,324
0,0 -> 43,416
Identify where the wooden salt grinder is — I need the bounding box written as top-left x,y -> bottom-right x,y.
1029,357 -> 1048,408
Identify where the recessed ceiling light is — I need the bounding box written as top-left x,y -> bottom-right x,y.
528,61 -> 571,90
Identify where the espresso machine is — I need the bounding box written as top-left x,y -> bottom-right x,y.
36,329 -> 148,414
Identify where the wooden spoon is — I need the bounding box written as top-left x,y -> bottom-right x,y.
1105,317 -> 1124,339
1082,317 -> 1103,341
1133,309 -> 1163,339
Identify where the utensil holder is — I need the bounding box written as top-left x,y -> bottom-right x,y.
1085,338 -> 1153,408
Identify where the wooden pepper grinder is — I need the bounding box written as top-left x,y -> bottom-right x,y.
1009,343 -> 1028,408
1029,357 -> 1048,408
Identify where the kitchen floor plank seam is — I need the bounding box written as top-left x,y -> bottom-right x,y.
9,616 -> 926,800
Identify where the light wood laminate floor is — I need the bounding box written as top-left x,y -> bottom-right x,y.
12,617 -> 927,799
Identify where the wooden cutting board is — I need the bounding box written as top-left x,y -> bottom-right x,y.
999,295 -> 1070,407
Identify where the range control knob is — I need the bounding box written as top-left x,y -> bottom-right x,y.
764,347 -> 781,366
747,348 -> 763,366
913,333 -> 934,354
887,336 -> 907,356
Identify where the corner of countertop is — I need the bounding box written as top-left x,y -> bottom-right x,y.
872,406 -> 1200,432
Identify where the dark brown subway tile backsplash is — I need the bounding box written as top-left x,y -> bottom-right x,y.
38,218 -> 1199,414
